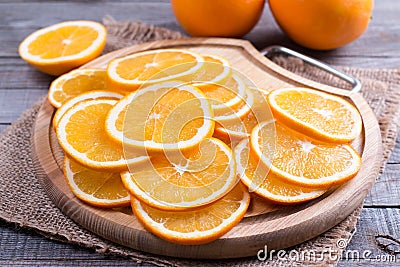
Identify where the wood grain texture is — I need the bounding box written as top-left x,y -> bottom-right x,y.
0,1 -> 399,68
338,208 -> 400,265
0,89 -> 47,123
0,0 -> 399,265
31,38 -> 382,259
365,165 -> 400,206
365,134 -> 400,206
0,220 -> 144,266
0,124 -> 9,132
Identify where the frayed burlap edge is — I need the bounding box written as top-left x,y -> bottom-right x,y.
0,20 -> 399,266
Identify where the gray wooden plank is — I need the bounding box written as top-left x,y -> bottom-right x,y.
0,2 -> 174,27
0,0 -> 398,266
388,141 -> 400,164
0,2 -> 180,59
0,261 -> 151,267
0,89 -> 47,123
338,260 -> 399,266
2,208 -> 400,266
249,0 -> 400,59
0,58 -> 54,90
0,221 -> 136,264
0,124 -> 9,132
340,208 -> 400,265
365,163 -> 400,206
0,1 -> 398,65
364,135 -> 400,206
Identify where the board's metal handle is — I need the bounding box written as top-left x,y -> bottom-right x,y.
260,45 -> 361,93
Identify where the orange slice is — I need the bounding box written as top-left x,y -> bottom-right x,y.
250,120 -> 362,188
107,49 -> 204,91
214,87 -> 254,124
19,20 -> 106,76
53,90 -> 123,129
214,110 -> 258,141
56,98 -> 148,171
214,87 -> 272,141
191,53 -> 231,88
131,182 -> 250,245
63,156 -> 130,208
121,137 -> 237,211
105,81 -> 214,152
201,72 -> 248,115
48,68 -> 109,108
235,139 -> 326,204
268,87 -> 362,143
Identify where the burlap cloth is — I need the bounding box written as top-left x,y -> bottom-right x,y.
1,19 -> 400,266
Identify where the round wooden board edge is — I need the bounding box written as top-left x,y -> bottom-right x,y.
31,38 -> 383,259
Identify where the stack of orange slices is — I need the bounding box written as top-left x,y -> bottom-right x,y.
46,47 -> 363,245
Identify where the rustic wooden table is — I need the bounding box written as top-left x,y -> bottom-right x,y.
0,0 -> 399,266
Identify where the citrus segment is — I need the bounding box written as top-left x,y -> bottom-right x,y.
131,182 -> 250,245
191,54 -> 231,88
56,98 -> 148,171
53,90 -> 123,129
214,87 -> 254,124
121,138 -> 237,211
235,139 -> 326,204
268,87 -> 362,143
214,87 -> 272,141
19,20 -> 107,76
107,49 -> 204,91
171,0 -> 265,37
269,0 -> 373,50
105,81 -> 214,152
250,120 -> 362,188
63,157 -> 130,208
48,68 -> 109,108
201,72 -> 247,114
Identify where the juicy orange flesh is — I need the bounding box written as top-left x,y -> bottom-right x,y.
130,139 -> 233,203
201,74 -> 241,107
65,102 -> 124,162
52,70 -> 107,104
122,87 -> 208,143
28,26 -> 99,59
273,90 -> 357,136
69,158 -> 128,199
213,94 -> 248,118
238,141 -> 319,196
191,56 -> 227,84
137,183 -> 244,232
258,122 -> 355,179
115,51 -> 198,81
214,89 -> 272,139
216,110 -> 257,137
115,106 -> 127,132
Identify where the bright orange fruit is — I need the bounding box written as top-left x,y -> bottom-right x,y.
19,20 -> 106,75
131,182 -> 250,245
235,139 -> 326,204
52,90 -> 123,129
56,98 -> 148,171
171,0 -> 265,37
48,68 -> 110,108
121,137 -> 237,211
250,120 -> 362,188
105,81 -> 214,153
64,157 -> 130,208
268,87 -> 362,143
106,49 -> 204,91
269,0 -> 374,50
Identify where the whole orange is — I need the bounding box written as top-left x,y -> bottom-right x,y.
170,0 -> 265,37
268,0 -> 374,50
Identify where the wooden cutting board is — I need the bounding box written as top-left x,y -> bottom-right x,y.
32,38 -> 382,259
